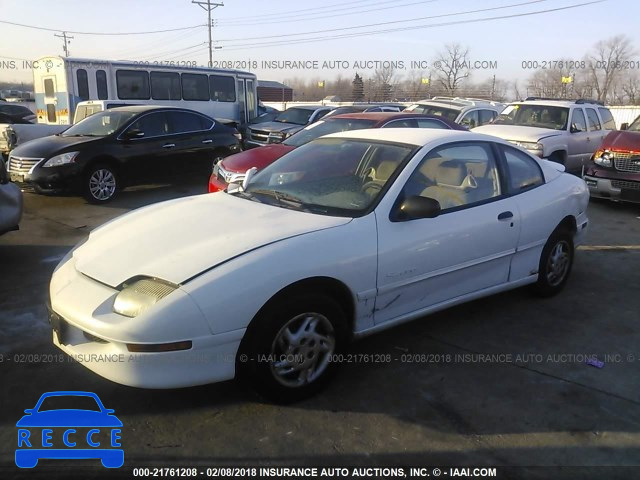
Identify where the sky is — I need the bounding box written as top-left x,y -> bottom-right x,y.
0,0 -> 639,88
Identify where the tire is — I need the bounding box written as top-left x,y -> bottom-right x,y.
532,228 -> 574,297
83,163 -> 119,204
237,293 -> 348,403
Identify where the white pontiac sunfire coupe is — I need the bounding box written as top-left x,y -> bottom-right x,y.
49,129 -> 589,402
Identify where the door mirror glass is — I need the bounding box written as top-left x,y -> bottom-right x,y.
621,122 -> 629,131
123,128 -> 145,140
394,195 -> 441,221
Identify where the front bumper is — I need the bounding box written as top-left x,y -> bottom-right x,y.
583,166 -> 640,203
49,258 -> 244,389
9,163 -> 82,193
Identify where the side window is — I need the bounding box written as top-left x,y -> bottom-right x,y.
416,118 -> 447,129
382,119 -> 418,128
478,109 -> 496,126
502,145 -> 544,192
570,108 -> 587,132
402,142 -> 501,211
167,111 -> 207,133
151,72 -> 181,100
209,75 -> 235,102
313,109 -> 330,122
598,108 -> 616,130
116,70 -> 150,100
181,73 -> 209,101
96,70 -> 108,100
460,110 -> 479,128
76,69 -> 89,100
586,108 -> 601,131
126,112 -> 169,138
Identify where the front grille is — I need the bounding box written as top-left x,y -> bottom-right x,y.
8,156 -> 43,174
613,152 -> 640,173
249,129 -> 270,143
611,179 -> 640,190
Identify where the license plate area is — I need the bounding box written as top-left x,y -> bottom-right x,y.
9,172 -> 24,183
621,189 -> 640,202
49,311 -> 70,345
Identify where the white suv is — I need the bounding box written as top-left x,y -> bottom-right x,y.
474,98 -> 616,172
404,97 -> 505,128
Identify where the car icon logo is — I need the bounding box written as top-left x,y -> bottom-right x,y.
15,391 -> 123,469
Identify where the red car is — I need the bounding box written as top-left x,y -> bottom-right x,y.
584,115 -> 640,204
208,112 -> 465,192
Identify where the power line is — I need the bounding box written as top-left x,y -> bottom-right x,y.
217,0 -> 549,44
220,0 -> 604,51
217,0 -> 382,21
0,20 -> 204,36
216,0 -> 426,25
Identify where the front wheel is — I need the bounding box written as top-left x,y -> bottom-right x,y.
237,293 -> 347,403
532,229 -> 574,297
83,164 -> 119,204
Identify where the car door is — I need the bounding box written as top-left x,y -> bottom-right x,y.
585,107 -> 608,154
374,141 -> 520,325
566,107 -> 591,169
165,110 -> 213,174
117,111 -> 173,182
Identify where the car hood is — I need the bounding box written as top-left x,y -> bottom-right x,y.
17,410 -> 123,427
10,134 -> 102,158
472,125 -> 563,142
599,129 -> 640,151
73,192 -> 351,287
248,121 -> 304,134
221,144 -> 296,172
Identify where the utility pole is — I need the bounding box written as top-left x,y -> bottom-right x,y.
54,31 -> 73,57
192,0 -> 224,67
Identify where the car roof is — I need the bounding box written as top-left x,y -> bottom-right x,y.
326,112 -> 463,128
108,105 -> 201,114
323,127 -> 486,146
512,100 -> 577,107
284,105 -> 331,111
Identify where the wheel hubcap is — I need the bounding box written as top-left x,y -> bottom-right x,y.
546,240 -> 570,287
89,169 -> 116,200
270,312 -> 335,388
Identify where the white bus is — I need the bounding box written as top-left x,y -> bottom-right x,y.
32,56 -> 258,126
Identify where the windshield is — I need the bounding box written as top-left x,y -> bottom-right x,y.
404,104 -> 460,122
37,395 -> 101,412
494,104 -> 569,130
62,110 -> 137,137
273,108 -> 315,125
283,118 -> 377,147
242,137 -> 415,216
627,116 -> 640,132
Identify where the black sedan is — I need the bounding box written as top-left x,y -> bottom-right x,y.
0,103 -> 35,124
7,106 -> 241,203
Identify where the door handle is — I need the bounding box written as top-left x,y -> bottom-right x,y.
202,139 -> 213,144
162,143 -> 176,149
498,211 -> 513,220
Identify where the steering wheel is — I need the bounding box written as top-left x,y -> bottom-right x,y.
361,181 -> 383,196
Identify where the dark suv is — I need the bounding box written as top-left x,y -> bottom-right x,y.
7,106 -> 240,203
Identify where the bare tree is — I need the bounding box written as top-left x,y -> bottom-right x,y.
373,66 -> 398,101
585,35 -> 635,103
620,71 -> 640,105
433,43 -> 470,95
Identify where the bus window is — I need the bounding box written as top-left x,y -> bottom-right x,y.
209,75 -> 235,102
182,73 -> 209,101
116,70 -> 150,100
44,78 -> 54,98
77,69 -> 90,100
96,70 -> 108,100
151,72 -> 181,100
246,79 -> 256,120
237,80 -> 246,124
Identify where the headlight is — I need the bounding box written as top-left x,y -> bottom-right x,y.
519,142 -> 543,151
113,278 -> 177,318
593,149 -> 613,167
42,151 -> 79,167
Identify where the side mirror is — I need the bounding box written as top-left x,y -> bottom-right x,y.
393,195 -> 441,221
621,122 -> 629,131
242,166 -> 258,190
570,124 -> 583,133
123,128 -> 144,140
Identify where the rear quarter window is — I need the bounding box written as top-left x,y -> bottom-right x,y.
598,108 -> 616,130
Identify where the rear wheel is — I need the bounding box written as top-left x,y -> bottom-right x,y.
83,163 -> 119,204
237,293 -> 347,403
532,228 -> 574,297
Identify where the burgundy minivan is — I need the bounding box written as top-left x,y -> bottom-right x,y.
583,115 -> 640,204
